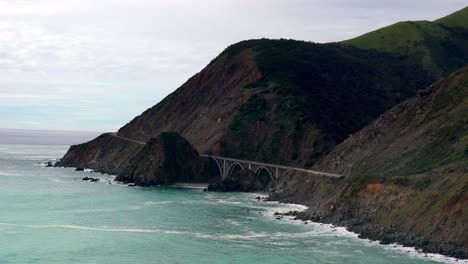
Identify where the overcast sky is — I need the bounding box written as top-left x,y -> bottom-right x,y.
0,0 -> 466,132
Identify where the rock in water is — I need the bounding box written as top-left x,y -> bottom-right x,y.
116,132 -> 218,186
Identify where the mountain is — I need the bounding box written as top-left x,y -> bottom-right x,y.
118,40 -> 433,166
314,66 -> 468,177
59,7 -> 467,176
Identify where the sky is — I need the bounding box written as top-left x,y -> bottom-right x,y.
0,0 -> 466,132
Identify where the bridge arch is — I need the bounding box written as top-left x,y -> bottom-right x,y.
254,166 -> 274,180
209,158 -> 224,179
226,162 -> 244,179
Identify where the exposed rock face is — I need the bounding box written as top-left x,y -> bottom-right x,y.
207,168 -> 271,192
118,50 -> 261,154
116,132 -> 219,185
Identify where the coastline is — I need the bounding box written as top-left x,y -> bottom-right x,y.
268,197 -> 468,261
250,193 -> 466,263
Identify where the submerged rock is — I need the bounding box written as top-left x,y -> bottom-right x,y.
82,176 -> 99,182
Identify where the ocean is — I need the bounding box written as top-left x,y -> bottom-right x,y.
0,129 -> 461,263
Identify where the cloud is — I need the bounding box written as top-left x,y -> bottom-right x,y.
0,0 -> 466,131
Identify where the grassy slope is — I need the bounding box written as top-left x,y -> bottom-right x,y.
435,6 -> 468,29
343,6 -> 468,78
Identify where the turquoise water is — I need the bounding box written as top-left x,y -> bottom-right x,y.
0,144 -> 459,264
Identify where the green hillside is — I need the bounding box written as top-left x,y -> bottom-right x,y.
343,7 -> 468,77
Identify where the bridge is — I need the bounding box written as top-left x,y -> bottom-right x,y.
201,155 -> 342,180
107,133 -> 342,180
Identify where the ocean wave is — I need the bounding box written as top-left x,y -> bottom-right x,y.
0,171 -> 19,176
210,199 -> 242,205
224,219 -> 241,226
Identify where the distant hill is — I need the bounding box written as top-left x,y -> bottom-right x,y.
315,66 -> 468,176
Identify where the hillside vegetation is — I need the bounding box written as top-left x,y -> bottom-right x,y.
315,66 -> 467,177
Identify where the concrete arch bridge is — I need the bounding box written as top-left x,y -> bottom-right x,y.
201,155 -> 342,180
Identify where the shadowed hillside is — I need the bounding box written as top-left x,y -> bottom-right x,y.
315,66 -> 468,176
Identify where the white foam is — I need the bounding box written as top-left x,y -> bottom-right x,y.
143,201 -> 174,205
224,219 -> 241,226
211,198 -> 242,205
380,242 -> 468,264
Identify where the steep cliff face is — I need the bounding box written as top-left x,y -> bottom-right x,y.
314,66 -> 468,176
116,132 -> 219,185
118,50 -> 262,153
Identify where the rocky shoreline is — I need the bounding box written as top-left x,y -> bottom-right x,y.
271,209 -> 468,260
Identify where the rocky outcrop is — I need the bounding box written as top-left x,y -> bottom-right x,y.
116,132 -> 219,185
57,132 -> 219,186
56,133 -> 144,175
